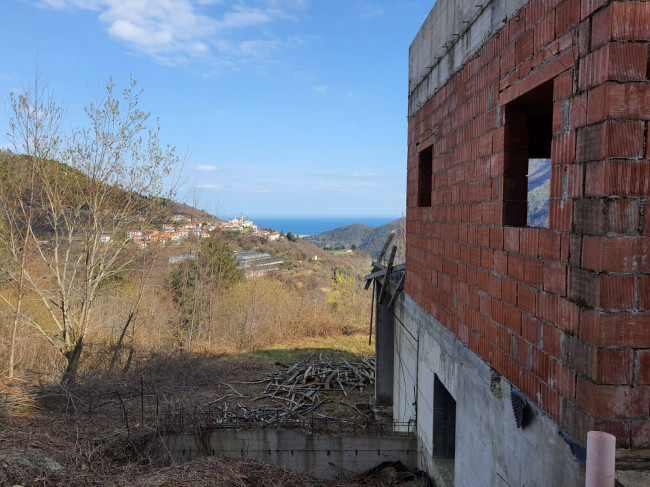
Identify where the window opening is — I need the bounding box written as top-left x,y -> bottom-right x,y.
417,146 -> 432,207
503,81 -> 553,227
432,375 -> 456,486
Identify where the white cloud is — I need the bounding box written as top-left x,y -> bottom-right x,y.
32,0 -> 307,66
214,5 -> 278,30
346,92 -> 359,100
293,70 -> 315,82
38,0 -> 103,10
312,85 -> 328,93
195,183 -> 223,189
197,164 -> 218,171
358,4 -> 385,19
237,38 -> 282,58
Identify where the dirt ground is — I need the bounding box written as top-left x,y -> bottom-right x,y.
0,348 -> 414,486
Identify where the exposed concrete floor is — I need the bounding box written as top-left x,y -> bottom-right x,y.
616,470 -> 650,487
615,449 -> 650,487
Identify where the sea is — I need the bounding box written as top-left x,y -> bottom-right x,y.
251,216 -> 399,237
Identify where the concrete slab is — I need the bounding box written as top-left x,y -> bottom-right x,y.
616,470 -> 650,487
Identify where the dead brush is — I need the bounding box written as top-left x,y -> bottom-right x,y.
0,379 -> 45,417
129,455 -> 399,487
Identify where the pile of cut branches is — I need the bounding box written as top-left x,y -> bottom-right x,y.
261,354 -> 375,403
185,355 -> 376,430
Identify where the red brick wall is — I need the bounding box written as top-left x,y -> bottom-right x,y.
406,0 -> 650,446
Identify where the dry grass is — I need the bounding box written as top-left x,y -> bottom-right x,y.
0,336 -> 410,487
0,232 -> 386,485
0,237 -> 372,377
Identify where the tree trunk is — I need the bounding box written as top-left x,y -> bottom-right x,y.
122,346 -> 134,374
61,339 -> 84,385
8,300 -> 21,380
108,310 -> 135,374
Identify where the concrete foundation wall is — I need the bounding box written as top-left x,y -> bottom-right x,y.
391,291 -> 584,486
156,429 -> 417,479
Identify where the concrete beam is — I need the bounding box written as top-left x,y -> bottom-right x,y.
408,0 -> 528,117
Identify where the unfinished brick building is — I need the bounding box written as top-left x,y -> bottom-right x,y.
379,0 -> 650,485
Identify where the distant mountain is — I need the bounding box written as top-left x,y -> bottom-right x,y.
527,159 -> 551,227
304,219 -> 403,259
306,163 -> 551,258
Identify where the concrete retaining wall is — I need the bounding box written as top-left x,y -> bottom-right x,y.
390,291 -> 585,486
154,429 -> 417,479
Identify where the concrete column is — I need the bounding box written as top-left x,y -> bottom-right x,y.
375,283 -> 394,404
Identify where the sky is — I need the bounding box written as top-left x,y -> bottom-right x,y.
0,0 -> 433,218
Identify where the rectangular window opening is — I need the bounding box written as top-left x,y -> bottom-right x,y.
503,81 -> 553,227
432,375 -> 456,484
417,146 -> 432,208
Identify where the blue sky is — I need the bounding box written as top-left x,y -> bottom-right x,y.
0,0 -> 433,218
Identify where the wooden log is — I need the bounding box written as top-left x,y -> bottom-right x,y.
324,370 -> 338,390
387,272 -> 405,309
378,245 -> 397,304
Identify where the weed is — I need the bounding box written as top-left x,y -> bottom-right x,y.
579,373 -> 596,384
569,296 -> 593,310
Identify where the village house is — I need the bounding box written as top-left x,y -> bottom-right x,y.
262,230 -> 281,241
143,230 -> 160,242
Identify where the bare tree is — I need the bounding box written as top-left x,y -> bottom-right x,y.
0,75 -> 179,383
0,73 -> 63,379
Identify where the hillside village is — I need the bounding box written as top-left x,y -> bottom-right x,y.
122,212 -> 281,249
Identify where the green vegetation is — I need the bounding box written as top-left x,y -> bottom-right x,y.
568,296 -> 593,310
527,179 -> 550,228
240,334 -> 373,365
579,373 -> 596,384
169,236 -> 242,306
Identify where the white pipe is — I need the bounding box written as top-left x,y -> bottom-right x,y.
585,431 -> 616,487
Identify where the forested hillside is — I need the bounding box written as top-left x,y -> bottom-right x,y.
304,219 -> 402,258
